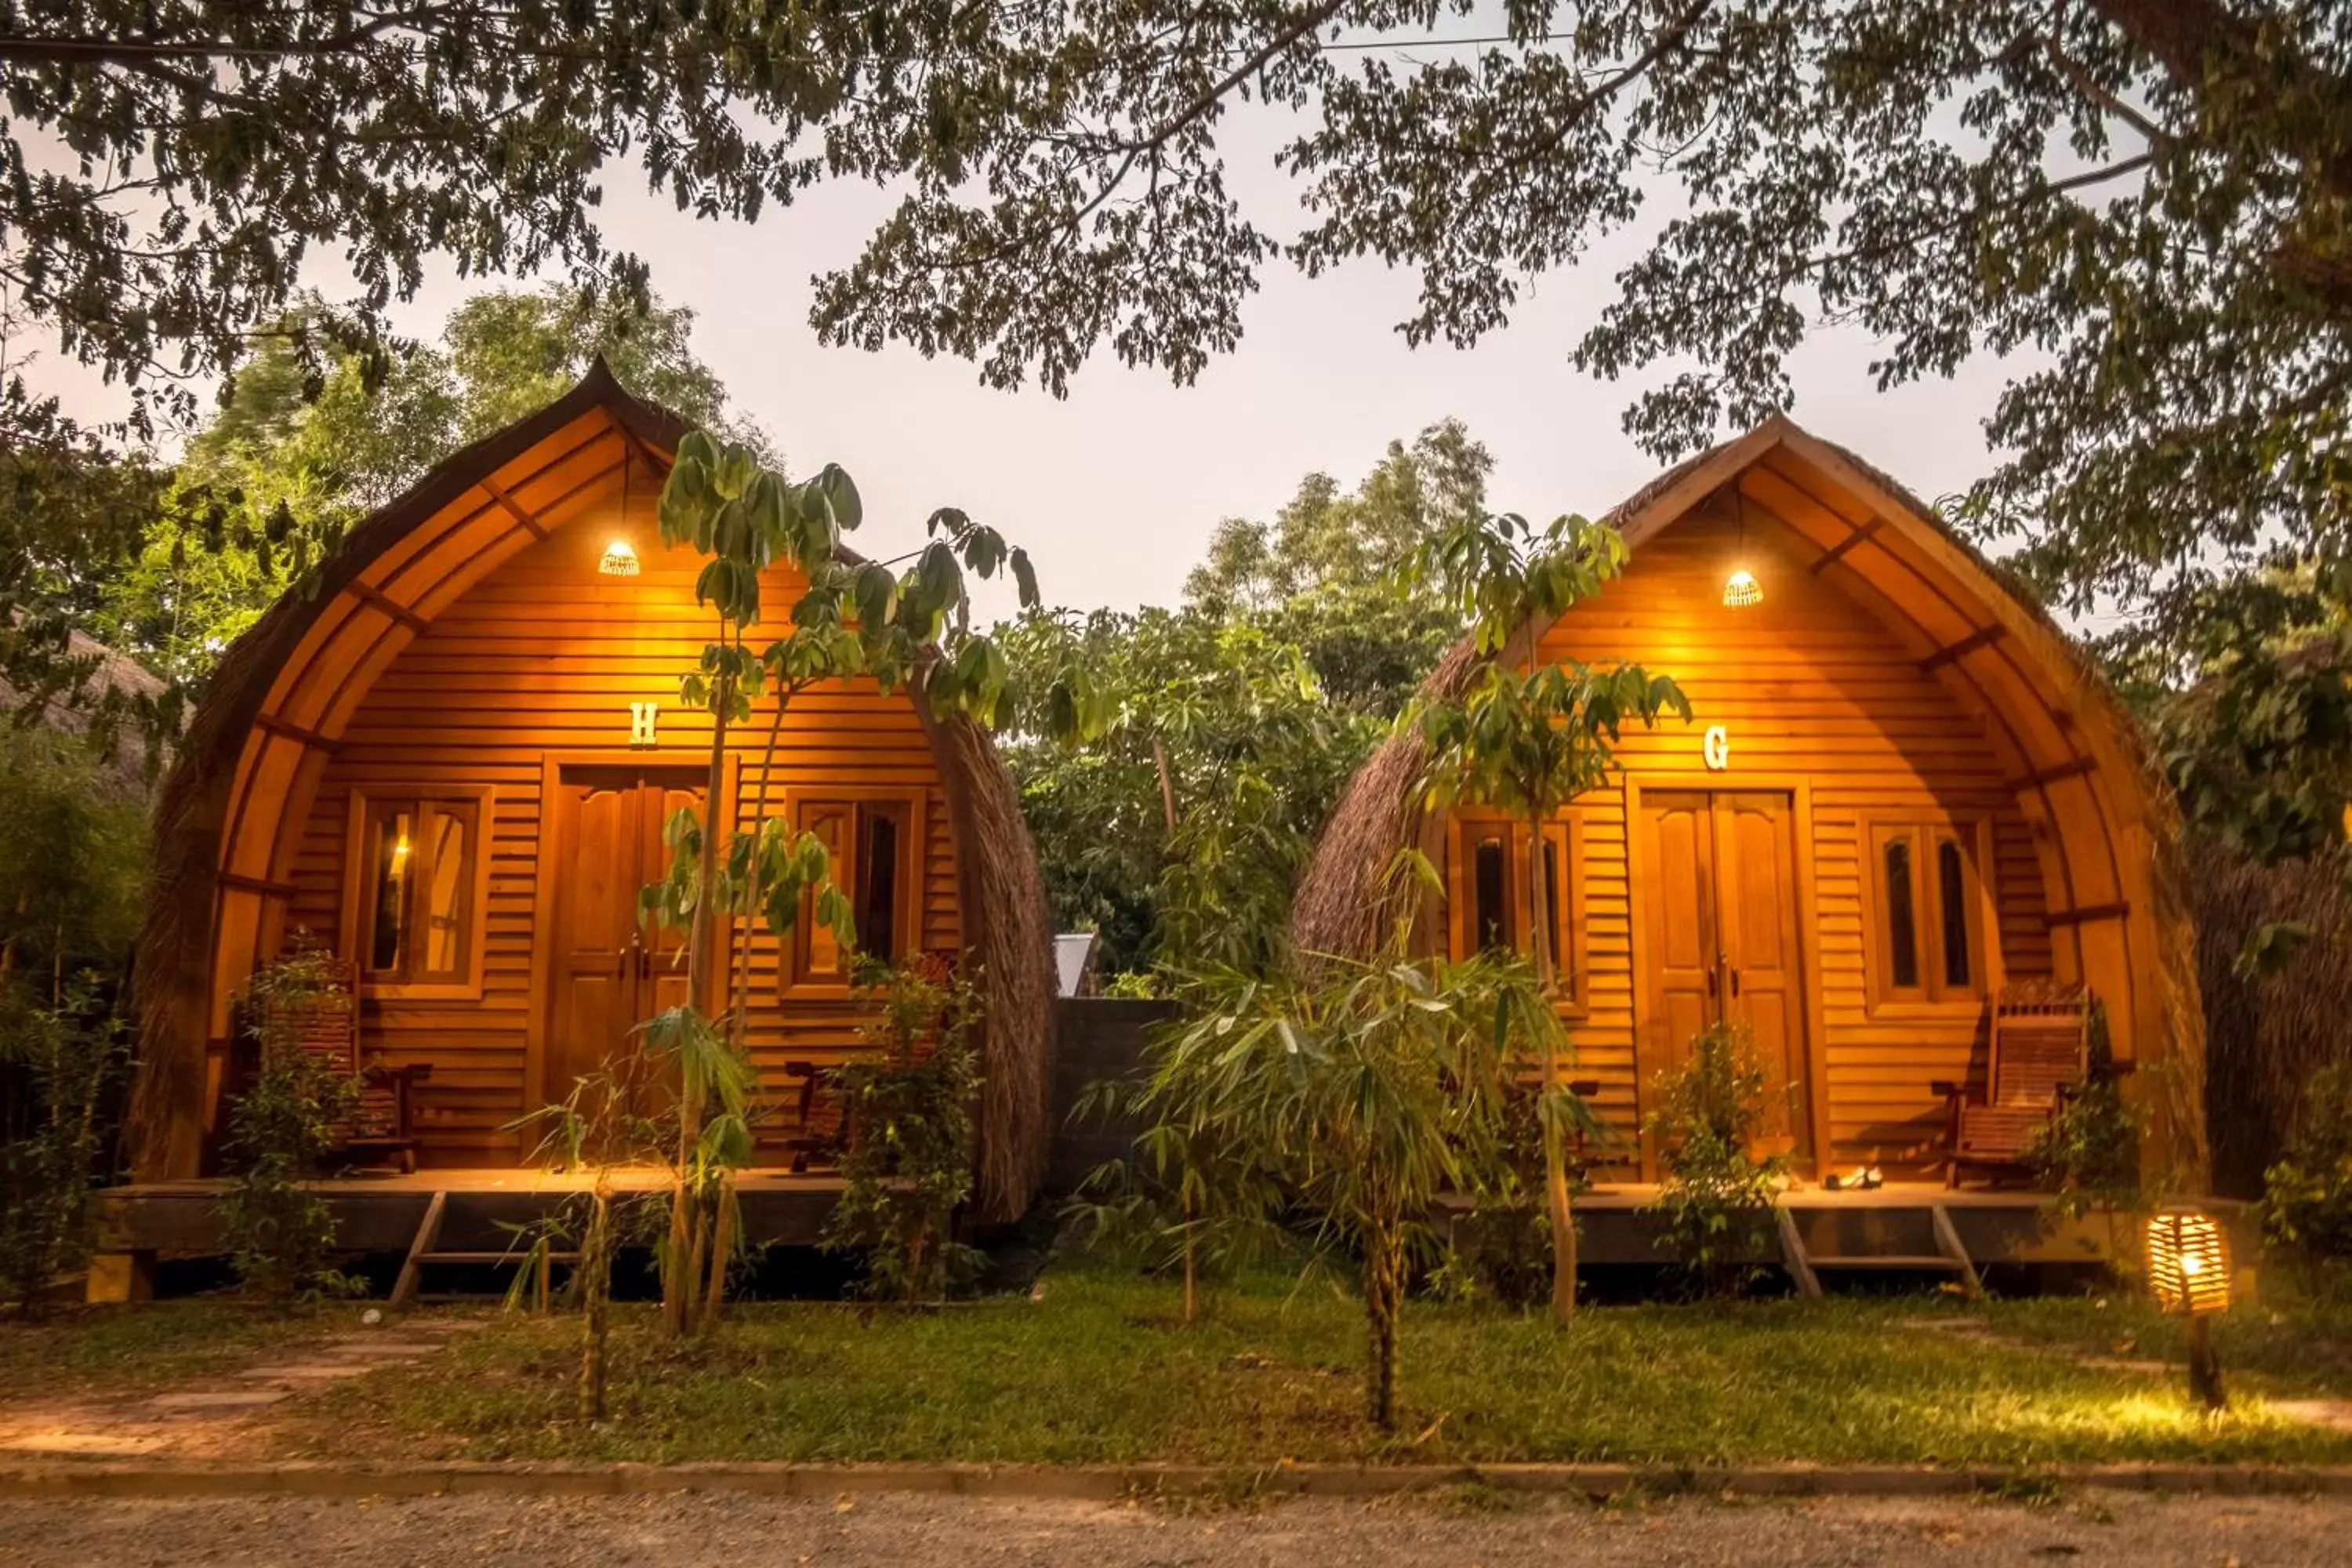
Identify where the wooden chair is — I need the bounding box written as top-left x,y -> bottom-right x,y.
782,1059 -> 847,1174
259,959 -> 430,1174
1934,979 -> 2092,1188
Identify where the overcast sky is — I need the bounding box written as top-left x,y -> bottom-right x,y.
28,96 -> 2035,623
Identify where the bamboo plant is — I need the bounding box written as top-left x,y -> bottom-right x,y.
1411,510 -> 1690,1326
1138,928 -> 1545,1428
639,430 -> 1047,1336
506,1059 -> 666,1419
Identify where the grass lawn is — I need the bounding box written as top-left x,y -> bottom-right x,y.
299,1264 -> 2352,1469
0,1299 -> 325,1405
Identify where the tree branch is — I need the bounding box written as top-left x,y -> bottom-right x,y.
1491,0 -> 1715,180
1112,0 -> 1348,156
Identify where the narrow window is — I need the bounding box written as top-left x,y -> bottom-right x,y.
791,797 -> 917,985
368,806 -> 413,973
801,807 -> 848,978
1882,836 -> 1919,990
1539,838 -> 1561,961
423,807 -> 470,978
856,808 -> 901,961
1937,837 -> 1972,989
1472,836 -> 1509,952
358,795 -> 479,987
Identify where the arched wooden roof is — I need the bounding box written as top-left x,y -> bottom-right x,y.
129,365 -> 1059,1212
1294,415 -> 2205,1178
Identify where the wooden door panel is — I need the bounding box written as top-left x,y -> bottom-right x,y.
1639,792 -> 1719,1092
545,768 -> 705,1103
550,779 -> 640,1096
1637,788 -> 1817,1171
1711,792 -> 1813,1160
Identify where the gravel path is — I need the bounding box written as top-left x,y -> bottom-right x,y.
2,1489 -> 2347,1566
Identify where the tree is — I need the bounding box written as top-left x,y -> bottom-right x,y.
2104,568 -> 2352,869
442,285 -> 776,461
639,428 -> 1044,1334
10,6 -> 2347,738
1005,608 -> 1374,982
1007,421 -> 1487,982
96,285 -> 770,688
795,6 -> 2351,647
1185,420 -> 1488,613
1187,419 -> 1484,718
0,5 -> 870,413
0,724 -> 147,1313
1414,510 -> 1690,1325
1140,946 -> 1543,1428
93,327 -> 456,684
0,372 -> 180,748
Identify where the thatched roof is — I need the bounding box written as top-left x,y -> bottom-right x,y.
126,362 -> 1058,1219
1290,413 -> 2205,1179
0,625 -> 169,793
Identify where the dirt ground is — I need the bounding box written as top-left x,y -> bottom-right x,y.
1,1489 -> 2347,1566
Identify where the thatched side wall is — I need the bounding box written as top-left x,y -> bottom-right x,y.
926,709 -> 1059,1221
1290,641 -> 1479,964
2192,839 -> 2352,1198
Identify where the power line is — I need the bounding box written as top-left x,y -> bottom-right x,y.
1319,31 -> 1576,50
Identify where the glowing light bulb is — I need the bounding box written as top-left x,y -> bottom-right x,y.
1722,568 -> 1762,608
599,539 -> 641,577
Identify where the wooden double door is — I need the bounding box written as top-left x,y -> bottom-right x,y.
1637,789 -> 1814,1165
543,764 -> 702,1101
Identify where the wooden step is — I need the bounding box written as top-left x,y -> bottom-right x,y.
1806,1254 -> 1970,1270
417,1251 -> 580,1265
388,1191 -> 446,1311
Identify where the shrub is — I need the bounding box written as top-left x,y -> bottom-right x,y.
1642,1022 -> 1786,1297
0,979 -> 129,1315
2026,1001 -> 2143,1216
822,956 -> 986,1301
2262,1061 -> 2352,1294
1062,1063 -> 1288,1326
1134,949 -> 1535,1428
1432,1081 -> 1588,1308
0,726 -> 147,1312
507,1058 -> 670,1418
218,952 -> 361,1304
2028,1079 -> 2144,1215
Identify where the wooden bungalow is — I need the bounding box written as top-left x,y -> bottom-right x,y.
1294,416 -> 2207,1192
122,363 -> 1057,1232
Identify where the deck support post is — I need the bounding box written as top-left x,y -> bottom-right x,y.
85,1251 -> 157,1304
390,1191 -> 448,1312
1773,1204 -> 1824,1299
1929,1204 -> 1985,1301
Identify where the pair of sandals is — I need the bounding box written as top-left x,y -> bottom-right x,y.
1822,1166 -> 1885,1191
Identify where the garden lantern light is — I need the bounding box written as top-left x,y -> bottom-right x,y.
598,539 -> 641,578
2145,1206 -> 2230,1410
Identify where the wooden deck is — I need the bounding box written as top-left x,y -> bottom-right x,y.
1446,1182 -> 2135,1284
89,1167 -> 850,1300
86,1172 -> 2152,1303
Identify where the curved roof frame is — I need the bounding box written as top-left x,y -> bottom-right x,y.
1597,415 -> 2181,1082
131,365 -> 1054,1187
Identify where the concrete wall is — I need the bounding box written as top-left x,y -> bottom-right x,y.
1046,998 -> 1176,1196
